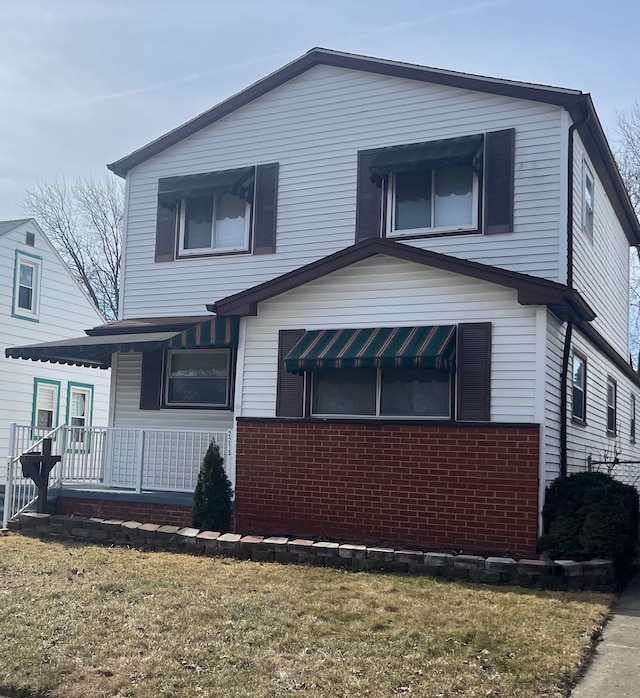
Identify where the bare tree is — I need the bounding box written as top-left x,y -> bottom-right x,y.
616,106 -> 640,364
23,175 -> 123,320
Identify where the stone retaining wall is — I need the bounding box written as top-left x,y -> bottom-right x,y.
5,512 -> 615,592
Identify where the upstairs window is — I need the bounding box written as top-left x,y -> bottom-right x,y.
155,163 -> 279,261
13,251 -> 42,321
356,130 -> 515,242
390,165 -> 478,234
606,377 -> 617,434
583,163 -> 594,238
179,191 -> 251,254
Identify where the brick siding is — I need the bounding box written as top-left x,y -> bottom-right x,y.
56,497 -> 192,528
235,420 -> 540,556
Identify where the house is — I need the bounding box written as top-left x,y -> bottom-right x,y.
0,219 -> 110,491
7,49 -> 640,556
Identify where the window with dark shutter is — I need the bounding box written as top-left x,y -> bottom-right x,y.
456,322 -> 491,421
355,149 -> 383,242
139,350 -> 164,410
253,163 -> 279,254
276,329 -> 306,417
483,129 -> 515,235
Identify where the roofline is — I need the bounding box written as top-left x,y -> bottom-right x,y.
107,47 -> 584,178
209,238 -> 595,322
107,47 -> 640,245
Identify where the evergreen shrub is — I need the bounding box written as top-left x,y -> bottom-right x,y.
539,471 -> 639,574
191,442 -> 234,532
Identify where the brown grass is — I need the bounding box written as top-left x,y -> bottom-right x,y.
0,536 -> 611,697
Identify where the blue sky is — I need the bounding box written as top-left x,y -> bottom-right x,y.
1,0 -> 638,218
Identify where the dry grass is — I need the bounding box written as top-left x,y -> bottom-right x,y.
0,536 -> 611,698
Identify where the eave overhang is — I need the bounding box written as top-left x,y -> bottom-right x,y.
209,238 -> 596,323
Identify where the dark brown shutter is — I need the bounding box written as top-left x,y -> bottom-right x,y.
355,149 -> 383,242
456,322 -> 491,421
276,329 -> 305,417
139,350 -> 164,410
483,129 -> 515,235
155,201 -> 177,262
253,163 -> 279,254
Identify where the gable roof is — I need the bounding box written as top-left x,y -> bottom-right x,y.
208,238 -> 595,322
0,218 -> 32,236
106,48 -> 640,244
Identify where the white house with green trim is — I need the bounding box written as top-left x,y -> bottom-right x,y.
0,219 -> 110,484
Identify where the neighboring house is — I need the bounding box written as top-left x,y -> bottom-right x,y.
0,219 -> 110,485
7,49 -> 640,556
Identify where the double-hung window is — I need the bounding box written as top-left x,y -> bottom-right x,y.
606,377 -> 617,434
33,379 -> 59,431
583,163 -> 594,238
67,383 -> 93,444
13,251 -> 42,320
165,349 -> 231,408
571,353 -> 586,423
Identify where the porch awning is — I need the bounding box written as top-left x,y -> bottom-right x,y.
4,331 -> 179,369
284,325 -> 457,374
5,315 -> 241,369
168,315 -> 240,349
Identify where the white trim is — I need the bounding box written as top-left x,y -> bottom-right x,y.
582,161 -> 595,239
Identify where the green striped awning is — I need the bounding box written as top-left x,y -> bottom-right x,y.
169,315 -> 240,349
284,326 -> 456,374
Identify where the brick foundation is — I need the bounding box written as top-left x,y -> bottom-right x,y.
235,420 -> 540,556
56,497 -> 192,528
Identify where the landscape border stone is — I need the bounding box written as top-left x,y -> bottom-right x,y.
5,513 -> 616,591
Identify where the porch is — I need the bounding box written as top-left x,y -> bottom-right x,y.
3,423 -> 231,527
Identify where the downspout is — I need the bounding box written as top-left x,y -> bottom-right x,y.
560,103 -> 590,476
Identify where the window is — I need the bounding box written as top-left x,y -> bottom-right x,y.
179,191 -> 251,255
13,251 -> 42,320
313,367 -> 451,418
606,377 -> 617,434
165,349 -> 231,407
631,394 -> 636,444
67,383 -> 94,443
356,129 -> 515,242
389,165 -> 478,235
583,163 -> 594,238
155,163 -> 279,261
32,379 -> 60,431
571,353 -> 586,422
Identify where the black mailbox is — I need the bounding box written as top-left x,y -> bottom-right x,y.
19,439 -> 61,514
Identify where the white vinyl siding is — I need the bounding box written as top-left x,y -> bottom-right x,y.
121,64 -> 565,318
571,133 -> 631,358
236,255 -> 539,422
0,221 -> 111,481
111,353 -> 233,432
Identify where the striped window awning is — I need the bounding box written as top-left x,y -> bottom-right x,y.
169,315 -> 240,350
284,326 -> 456,374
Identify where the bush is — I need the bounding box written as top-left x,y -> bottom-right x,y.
539,471 -> 639,574
191,442 -> 234,532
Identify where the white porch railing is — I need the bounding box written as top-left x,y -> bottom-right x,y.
3,424 -> 231,527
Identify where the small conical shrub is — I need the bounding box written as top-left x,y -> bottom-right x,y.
192,441 -> 233,532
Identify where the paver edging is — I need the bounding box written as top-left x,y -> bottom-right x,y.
8,513 -> 617,591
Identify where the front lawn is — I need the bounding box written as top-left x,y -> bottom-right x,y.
0,536 -> 610,697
